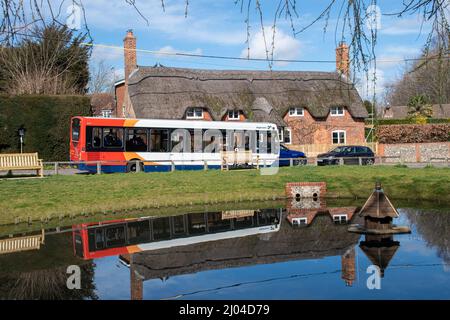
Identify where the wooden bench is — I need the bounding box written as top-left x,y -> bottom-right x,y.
0,230 -> 45,255
0,153 -> 44,178
220,150 -> 255,170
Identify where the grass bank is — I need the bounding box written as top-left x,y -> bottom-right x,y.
0,166 -> 449,225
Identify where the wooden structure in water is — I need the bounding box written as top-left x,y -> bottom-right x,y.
348,182 -> 410,235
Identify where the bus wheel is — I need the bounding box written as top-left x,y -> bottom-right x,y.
127,160 -> 144,173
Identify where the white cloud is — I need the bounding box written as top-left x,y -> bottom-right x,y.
358,68 -> 385,100
380,15 -> 431,36
82,0 -> 246,46
154,45 -> 203,58
240,28 -> 301,65
377,45 -> 422,68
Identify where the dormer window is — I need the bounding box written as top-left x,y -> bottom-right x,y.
330,106 -> 345,116
289,107 -> 304,117
228,110 -> 240,120
186,107 -> 204,119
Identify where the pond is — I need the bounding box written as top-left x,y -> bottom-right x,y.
0,200 -> 449,300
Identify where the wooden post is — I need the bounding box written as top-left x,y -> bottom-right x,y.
171,161 -> 175,172
203,160 -> 208,171
289,158 -> 293,167
54,162 -> 59,175
97,161 -> 101,174
135,160 -> 141,173
340,158 -> 344,165
358,157 -> 362,166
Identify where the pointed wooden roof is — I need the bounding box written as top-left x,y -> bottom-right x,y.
358,182 -> 399,218
360,240 -> 400,277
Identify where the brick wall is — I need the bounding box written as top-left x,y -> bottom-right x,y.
283,107 -> 366,146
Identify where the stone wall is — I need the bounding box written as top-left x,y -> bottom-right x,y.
378,142 -> 450,163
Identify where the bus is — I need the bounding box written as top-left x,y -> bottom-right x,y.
70,117 -> 280,173
72,209 -> 281,260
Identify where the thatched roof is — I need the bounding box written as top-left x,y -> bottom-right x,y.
128,66 -> 367,126
132,212 -> 362,281
381,104 -> 450,119
90,93 -> 115,116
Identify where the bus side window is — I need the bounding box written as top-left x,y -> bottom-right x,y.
103,128 -> 124,149
93,127 -> 101,148
126,128 -> 148,152
151,129 -> 169,152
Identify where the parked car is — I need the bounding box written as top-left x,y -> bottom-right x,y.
317,145 -> 375,166
279,144 -> 307,166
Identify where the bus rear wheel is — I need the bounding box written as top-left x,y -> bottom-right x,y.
127,160 -> 144,173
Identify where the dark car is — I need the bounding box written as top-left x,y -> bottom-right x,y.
279,144 -> 307,166
317,145 -> 375,166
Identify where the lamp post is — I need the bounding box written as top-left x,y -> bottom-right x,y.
18,127 -> 26,154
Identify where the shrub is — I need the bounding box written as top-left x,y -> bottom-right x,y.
0,95 -> 91,160
376,123 -> 450,144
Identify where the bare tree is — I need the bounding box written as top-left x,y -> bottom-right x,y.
0,23 -> 90,94
88,60 -> 116,93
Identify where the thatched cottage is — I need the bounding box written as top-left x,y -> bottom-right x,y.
115,30 -> 368,150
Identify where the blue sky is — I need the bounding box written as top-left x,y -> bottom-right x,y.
76,0 -> 441,99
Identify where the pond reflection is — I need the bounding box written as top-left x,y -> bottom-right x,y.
0,200 -> 449,300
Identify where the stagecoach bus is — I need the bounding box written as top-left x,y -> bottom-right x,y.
72,210 -> 281,260
70,116 -> 279,173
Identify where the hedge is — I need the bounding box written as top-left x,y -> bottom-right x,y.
376,123 -> 450,144
366,118 -> 450,125
0,95 -> 91,161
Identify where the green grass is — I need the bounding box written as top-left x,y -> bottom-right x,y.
0,166 -> 449,225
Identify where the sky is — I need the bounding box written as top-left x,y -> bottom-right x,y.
64,0 -> 443,100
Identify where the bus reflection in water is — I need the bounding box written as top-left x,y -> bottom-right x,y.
72,210 -> 281,260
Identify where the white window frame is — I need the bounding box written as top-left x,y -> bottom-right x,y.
332,130 -> 346,144
333,214 -> 348,223
284,128 -> 292,144
292,217 -> 308,226
278,128 -> 284,142
186,107 -> 204,119
228,110 -> 240,120
289,107 -> 304,117
101,109 -> 112,118
330,106 -> 345,116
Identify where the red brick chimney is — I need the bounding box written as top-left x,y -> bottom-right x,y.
124,29 -> 137,85
341,247 -> 356,286
120,30 -> 137,118
336,41 -> 350,78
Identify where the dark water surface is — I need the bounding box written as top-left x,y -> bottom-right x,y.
0,201 -> 449,300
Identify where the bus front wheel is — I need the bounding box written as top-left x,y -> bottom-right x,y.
127,160 -> 144,173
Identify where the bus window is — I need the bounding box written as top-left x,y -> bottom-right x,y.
103,128 -> 124,149
105,225 -> 126,247
172,215 -> 187,236
92,127 -> 102,148
128,221 -> 151,245
188,213 -> 206,234
71,118 -> 80,145
126,128 -> 148,152
152,217 -> 171,240
150,129 -> 169,152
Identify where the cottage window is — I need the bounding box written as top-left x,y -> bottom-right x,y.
292,217 -> 307,226
330,106 -> 345,116
333,214 -> 348,224
101,110 -> 112,118
284,128 -> 292,144
332,130 -> 346,144
228,110 -> 240,120
186,107 -> 204,119
289,107 -> 304,116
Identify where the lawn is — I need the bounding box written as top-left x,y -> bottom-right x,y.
0,166 -> 449,225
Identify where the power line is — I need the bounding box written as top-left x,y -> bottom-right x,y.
2,30 -> 449,65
